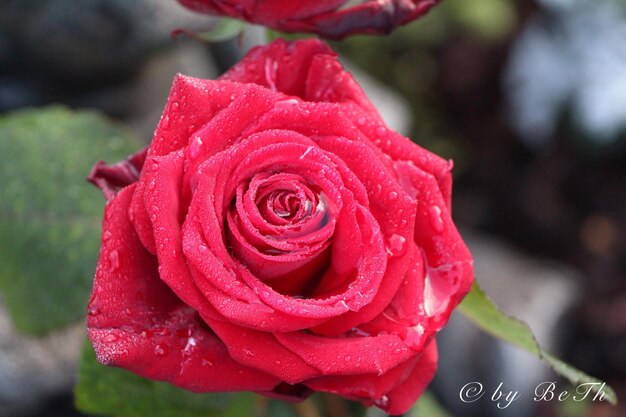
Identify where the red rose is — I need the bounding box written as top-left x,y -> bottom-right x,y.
177,0 -> 441,39
87,39 -> 472,414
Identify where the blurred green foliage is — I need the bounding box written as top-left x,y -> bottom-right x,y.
76,341 -> 254,417
410,390 -> 453,417
0,107 -> 140,334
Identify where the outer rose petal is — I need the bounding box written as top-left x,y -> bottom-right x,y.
304,341 -> 437,415
88,148 -> 147,202
178,0 -> 441,39
87,186 -> 279,391
222,39 -> 378,115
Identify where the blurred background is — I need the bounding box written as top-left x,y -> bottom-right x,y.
0,0 -> 625,416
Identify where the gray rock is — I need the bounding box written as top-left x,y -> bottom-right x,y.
0,300 -> 84,417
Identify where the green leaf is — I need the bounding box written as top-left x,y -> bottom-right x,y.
458,281 -> 618,405
409,391 -> 453,417
265,29 -> 311,43
0,107 -> 141,334
197,18 -> 247,43
75,341 -> 254,417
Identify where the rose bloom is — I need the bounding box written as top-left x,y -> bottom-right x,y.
177,0 -> 442,39
87,39 -> 472,414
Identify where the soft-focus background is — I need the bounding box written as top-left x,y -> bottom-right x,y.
0,0 -> 625,416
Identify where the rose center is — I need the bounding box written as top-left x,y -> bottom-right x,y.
251,174 -> 328,236
225,171 -> 335,296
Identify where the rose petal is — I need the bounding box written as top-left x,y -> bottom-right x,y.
88,148 -> 147,202
384,340 -> 438,415
274,331 -> 416,376
394,160 -> 473,327
205,319 -> 323,384
142,150 -> 215,316
87,186 -> 279,391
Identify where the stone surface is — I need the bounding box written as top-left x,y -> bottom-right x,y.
0,300 -> 84,417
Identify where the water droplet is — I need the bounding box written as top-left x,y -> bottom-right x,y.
299,146 -> 315,160
202,358 -> 214,367
108,250 -> 120,272
344,355 -> 351,362
102,230 -> 113,241
403,325 -> 425,351
386,234 -> 407,257
388,191 -> 398,200
161,115 -> 171,129
148,181 -> 156,191
189,136 -> 203,160
87,307 -> 101,317
351,327 -> 371,337
428,205 -> 444,233
198,244 -> 209,253
274,98 -> 299,110
103,333 -> 118,343
357,116 -> 367,126
374,395 -> 389,409
154,343 -> 168,357
375,126 -> 387,136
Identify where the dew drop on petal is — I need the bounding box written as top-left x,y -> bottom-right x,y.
87,307 -> 101,317
375,126 -> 387,136
386,234 -> 407,257
299,146 -> 315,160
374,396 -> 389,409
428,205 -> 445,233
103,333 -> 118,343
154,343 -> 168,357
403,324 -> 425,351
189,136 -> 203,160
107,250 -> 120,272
